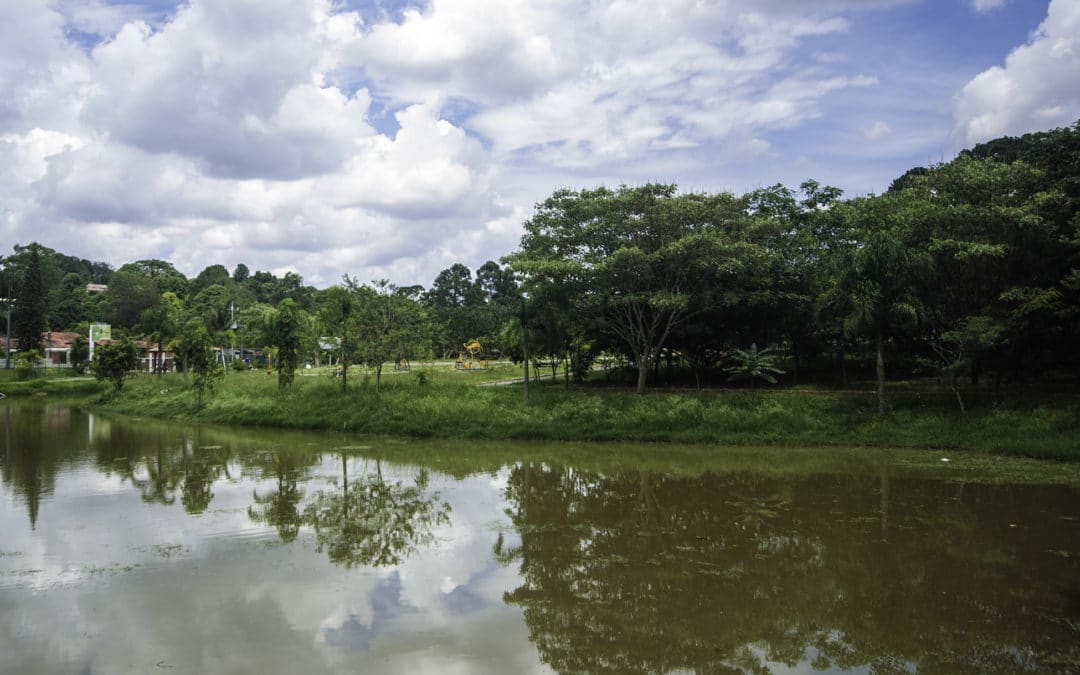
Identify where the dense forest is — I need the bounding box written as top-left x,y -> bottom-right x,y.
2,122 -> 1078,406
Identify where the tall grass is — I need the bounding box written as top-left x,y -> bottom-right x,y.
80,365 -> 1080,460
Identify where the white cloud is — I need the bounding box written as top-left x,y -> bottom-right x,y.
862,120 -> 892,141
82,1 -> 371,180
56,0 -> 170,38
320,104 -> 497,219
970,0 -> 1007,13
954,0 -> 1080,146
0,128 -> 85,184
0,0 -> 968,287
354,0 -> 881,170
0,0 -> 89,134
348,0 -> 564,105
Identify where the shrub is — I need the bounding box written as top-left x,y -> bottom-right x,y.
14,350 -> 40,380
92,340 -> 141,392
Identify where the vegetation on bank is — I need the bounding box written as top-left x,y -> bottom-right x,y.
0,369 -> 103,398
3,123 -> 1080,411
2,124 -> 1078,460
30,366 -> 1070,461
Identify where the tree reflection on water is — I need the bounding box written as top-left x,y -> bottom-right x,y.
302,455 -> 451,568
247,448 -> 314,543
2,405 -> 1078,671
498,463 -> 1080,673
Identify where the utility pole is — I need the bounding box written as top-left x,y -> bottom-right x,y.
521,294 -> 530,405
5,278 -> 12,370
230,302 -> 244,368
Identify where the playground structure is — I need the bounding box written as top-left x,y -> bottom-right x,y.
455,340 -> 489,370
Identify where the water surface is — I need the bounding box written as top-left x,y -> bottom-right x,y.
2,403 -> 1079,673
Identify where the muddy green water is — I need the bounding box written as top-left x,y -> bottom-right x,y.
2,403 -> 1079,674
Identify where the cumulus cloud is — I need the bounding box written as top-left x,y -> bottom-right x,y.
82,1 -> 371,179
0,128 -> 85,184
954,0 -> 1080,146
348,0 -> 564,105
56,0 -> 175,38
320,104 -> 498,219
0,0 -> 950,286
970,0 -> 1007,13
0,0 -> 89,134
862,120 -> 892,141
353,0 -> 880,169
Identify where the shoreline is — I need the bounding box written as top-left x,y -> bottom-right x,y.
4,370 -> 1077,461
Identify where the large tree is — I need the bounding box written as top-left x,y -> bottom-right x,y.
511,184 -> 744,393
826,194 -> 932,414
355,280 -> 418,393
102,268 -> 160,328
172,319 -> 217,394
139,291 -> 183,376
191,283 -> 235,373
120,259 -> 189,297
317,282 -> 358,393
425,263 -> 486,356
264,299 -> 307,389
10,244 -> 48,355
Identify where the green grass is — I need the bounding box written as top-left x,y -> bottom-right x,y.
0,369 -> 104,398
76,364 -> 1080,461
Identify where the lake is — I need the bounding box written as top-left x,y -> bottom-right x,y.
2,402 -> 1079,673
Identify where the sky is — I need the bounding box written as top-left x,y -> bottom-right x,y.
1,0 -> 1078,288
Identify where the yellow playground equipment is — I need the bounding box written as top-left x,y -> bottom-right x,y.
455,340 -> 488,370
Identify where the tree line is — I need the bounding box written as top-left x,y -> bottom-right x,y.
2,122 -> 1078,410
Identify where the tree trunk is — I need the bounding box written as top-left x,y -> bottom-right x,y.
790,336 -> 800,385
182,355 -> 189,387
838,323 -> 847,386
636,354 -> 648,394
950,373 -> 966,415
876,331 -> 888,415
522,338 -> 530,405
342,453 -> 349,503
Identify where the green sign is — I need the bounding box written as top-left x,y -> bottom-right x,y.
89,323 -> 111,342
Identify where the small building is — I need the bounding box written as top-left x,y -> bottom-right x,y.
43,332 -> 82,366
2,332 -> 175,372
93,338 -> 175,373
107,339 -> 175,373
141,342 -> 175,373
86,284 -> 108,293
1,332 -> 82,367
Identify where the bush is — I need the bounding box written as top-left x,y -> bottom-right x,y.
14,350 -> 40,381
92,340 -> 141,392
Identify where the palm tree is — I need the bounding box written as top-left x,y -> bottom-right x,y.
830,196 -> 931,414
723,343 -> 785,387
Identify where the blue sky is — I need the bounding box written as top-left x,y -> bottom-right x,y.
1,0 -> 1077,286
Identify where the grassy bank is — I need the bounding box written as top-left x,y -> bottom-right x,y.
74,365 -> 1080,461
0,371 -> 105,398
